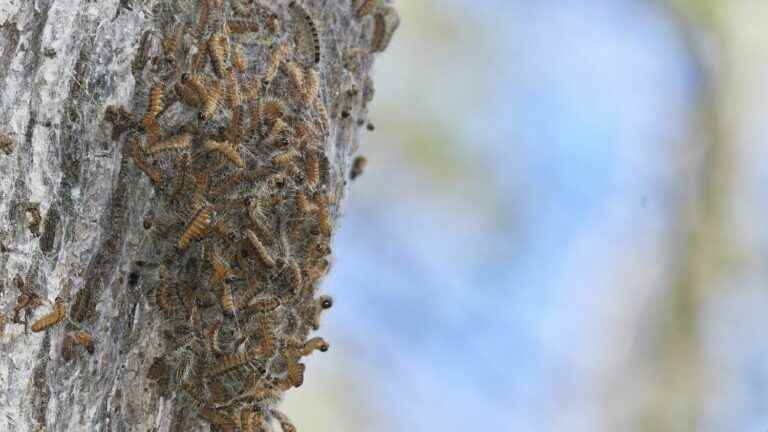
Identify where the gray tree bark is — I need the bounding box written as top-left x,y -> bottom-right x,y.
0,0 -> 397,431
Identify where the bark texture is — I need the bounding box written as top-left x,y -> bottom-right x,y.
0,0 -> 397,431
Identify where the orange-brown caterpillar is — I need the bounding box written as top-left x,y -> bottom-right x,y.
261,97 -> 286,123
300,336 -> 329,356
183,74 -> 222,120
256,315 -> 277,355
264,43 -> 289,83
71,330 -> 95,354
206,348 -> 255,377
201,79 -> 224,120
288,260 -> 303,295
179,206 -> 214,249
241,409 -> 269,432
288,1 -> 321,65
355,0 -> 378,19
315,192 -> 332,236
130,135 -> 164,186
175,80 -> 201,107
271,149 -> 300,167
225,69 -> 242,110
228,19 -> 260,34
284,61 -> 303,87
210,248 -> 234,284
282,351 -> 305,389
350,155 -> 367,180
196,0 -> 211,34
220,282 -> 236,315
371,6 -> 400,53
284,62 -> 319,106
295,190 -> 311,214
232,44 -> 247,73
190,172 -> 210,211
208,33 -> 228,78
301,68 -> 319,105
190,37 -> 209,73
31,297 -> 66,332
141,82 -> 165,129
147,132 -> 192,154
203,139 -> 245,168
0,312 -> 5,337
242,295 -> 280,314
243,77 -> 261,102
245,228 -> 275,268
263,118 -> 288,147
12,291 -> 32,323
163,24 -> 185,62
305,149 -> 319,189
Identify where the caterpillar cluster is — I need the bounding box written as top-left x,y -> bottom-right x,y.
101,0 -> 391,429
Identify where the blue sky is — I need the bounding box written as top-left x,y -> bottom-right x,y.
284,1 -> 729,431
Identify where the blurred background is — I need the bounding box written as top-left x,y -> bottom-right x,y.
286,0 -> 768,430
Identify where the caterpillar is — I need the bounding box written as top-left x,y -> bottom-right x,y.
355,0 -> 378,19
350,155 -> 367,180
232,44 -> 247,73
71,330 -> 95,354
130,134 -> 164,186
242,295 -> 280,314
305,149 -> 319,189
288,1 -> 321,65
264,43 -> 289,83
299,337 -> 328,356
271,149 -> 300,167
178,206 -> 214,249
228,19 -> 260,34
371,6 -> 400,53
147,132 -> 192,154
245,228 -> 275,268
31,297 -> 66,332
288,260 -> 303,295
141,82 -> 165,129
208,33 -> 228,78
203,139 -> 245,168
163,24 -> 185,63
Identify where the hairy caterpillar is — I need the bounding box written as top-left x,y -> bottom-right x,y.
31,297 -> 66,332
350,155 -> 367,180
288,1 -> 321,65
178,206 -> 214,250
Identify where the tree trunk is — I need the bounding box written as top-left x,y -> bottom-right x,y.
0,1 -> 397,431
